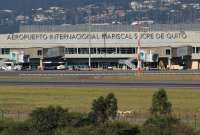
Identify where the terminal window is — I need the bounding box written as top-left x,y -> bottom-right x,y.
37,50 -> 42,56
106,48 -> 116,54
165,49 -> 171,55
65,48 -> 77,54
78,48 -> 89,54
193,47 -> 196,53
91,48 -> 96,54
196,47 -> 200,53
1,48 -> 10,55
97,48 -> 106,54
119,48 -> 136,54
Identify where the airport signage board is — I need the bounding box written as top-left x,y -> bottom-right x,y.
6,32 -> 188,41
0,31 -> 199,48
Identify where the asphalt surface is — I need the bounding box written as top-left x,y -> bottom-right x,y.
0,80 -> 199,88
0,70 -> 200,88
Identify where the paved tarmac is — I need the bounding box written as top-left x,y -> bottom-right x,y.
0,70 -> 199,88
0,80 -> 199,88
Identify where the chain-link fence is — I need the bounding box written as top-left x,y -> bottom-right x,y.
0,110 -> 29,121
116,111 -> 200,129
0,110 -> 200,129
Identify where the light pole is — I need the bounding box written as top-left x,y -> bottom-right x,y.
88,9 -> 91,69
136,20 -> 142,71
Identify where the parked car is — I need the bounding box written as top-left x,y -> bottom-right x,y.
13,65 -> 22,71
57,65 -> 65,70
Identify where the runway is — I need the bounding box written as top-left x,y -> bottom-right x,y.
0,80 -> 199,88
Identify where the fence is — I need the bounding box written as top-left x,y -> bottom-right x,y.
0,110 -> 29,121
116,110 -> 200,129
0,110 -> 200,129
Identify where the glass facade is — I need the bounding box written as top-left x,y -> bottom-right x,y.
65,47 -> 136,54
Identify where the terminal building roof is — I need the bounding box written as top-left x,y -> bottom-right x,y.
20,24 -> 200,33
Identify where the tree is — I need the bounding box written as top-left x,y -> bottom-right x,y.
142,89 -> 177,135
150,88 -> 172,116
105,93 -> 118,120
90,96 -> 107,124
90,93 -> 118,124
142,115 -> 177,135
30,106 -> 68,135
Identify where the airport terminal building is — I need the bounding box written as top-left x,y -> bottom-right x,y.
0,24 -> 200,70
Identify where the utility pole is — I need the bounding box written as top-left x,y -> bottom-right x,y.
137,20 -> 142,72
88,9 -> 91,69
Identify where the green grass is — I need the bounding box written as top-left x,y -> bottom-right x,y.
0,86 -> 200,115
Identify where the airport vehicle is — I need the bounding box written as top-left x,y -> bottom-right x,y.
57,65 -> 65,70
0,61 -> 22,71
43,61 -> 66,70
107,66 -> 113,70
167,65 -> 184,70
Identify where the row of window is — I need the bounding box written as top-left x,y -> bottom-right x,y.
2,47 -> 200,56
0,48 -> 43,56
65,48 -> 172,55
0,48 -> 171,56
193,47 -> 200,54
0,48 -> 10,55
65,48 -> 137,54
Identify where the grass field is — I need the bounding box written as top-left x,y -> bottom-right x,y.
0,86 -> 200,115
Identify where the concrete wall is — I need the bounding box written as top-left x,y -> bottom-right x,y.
23,48 -> 43,59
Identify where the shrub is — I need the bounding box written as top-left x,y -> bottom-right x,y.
0,121 -> 36,135
141,115 -> 178,135
54,121 -> 140,135
0,120 -> 15,133
65,112 -> 92,127
54,126 -> 98,135
171,122 -> 196,135
30,106 -> 68,135
107,120 -> 140,135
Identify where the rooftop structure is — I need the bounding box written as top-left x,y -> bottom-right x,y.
20,24 -> 200,33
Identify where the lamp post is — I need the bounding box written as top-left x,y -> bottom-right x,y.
88,9 -> 91,69
137,20 -> 142,71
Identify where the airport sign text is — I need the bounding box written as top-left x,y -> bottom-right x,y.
6,32 -> 187,41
